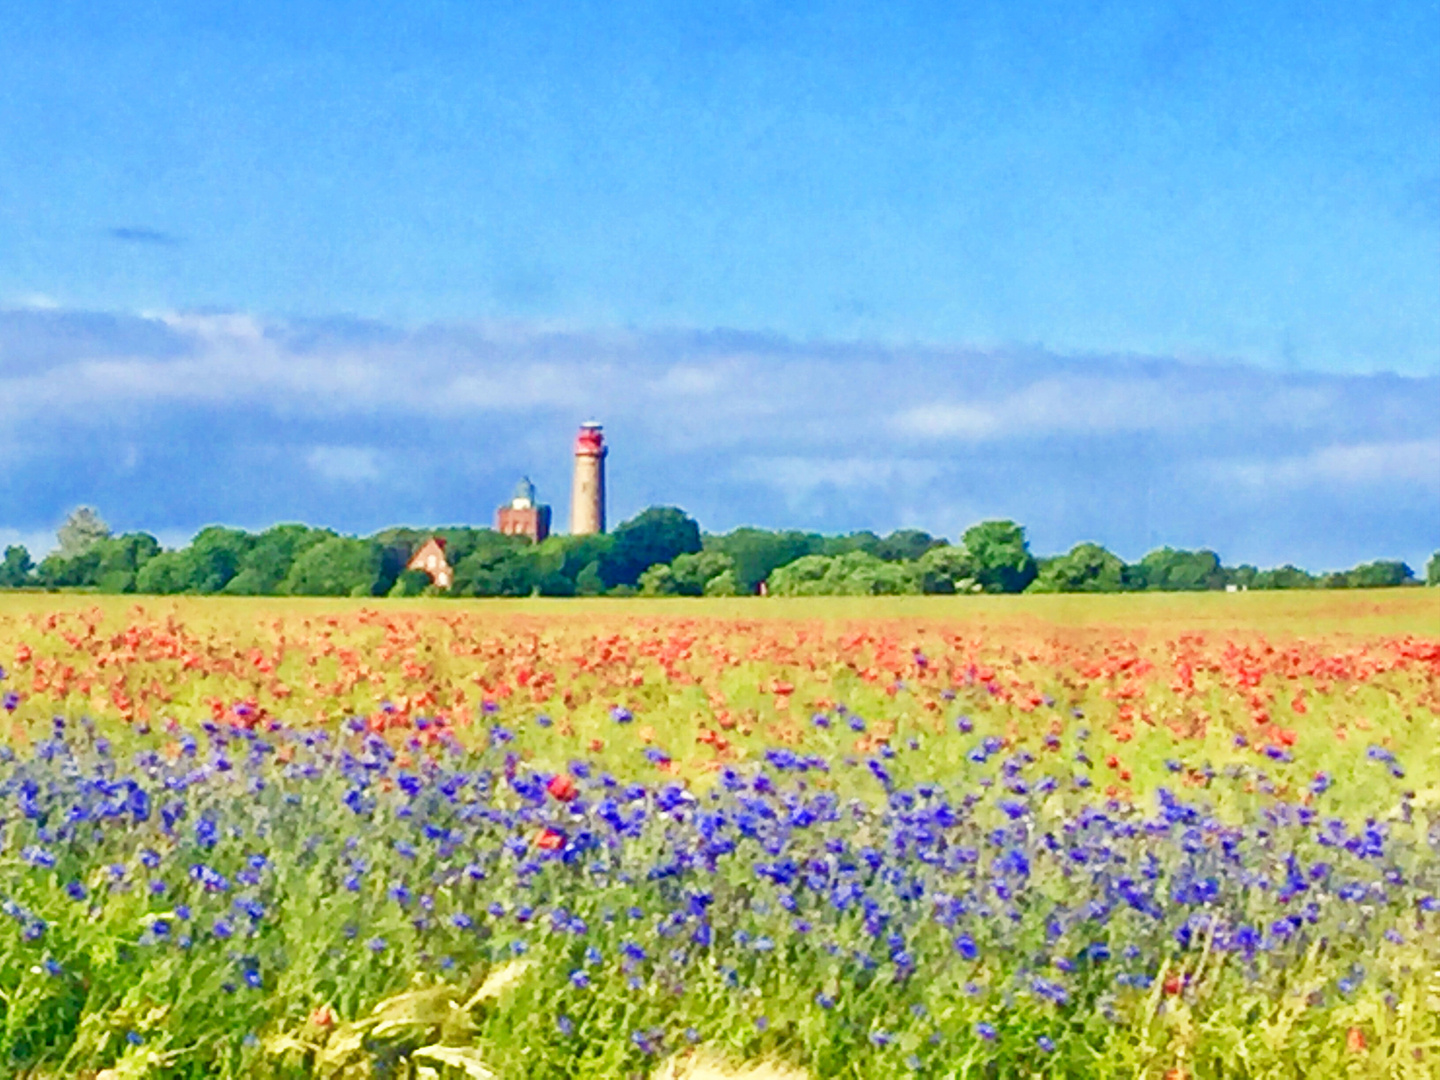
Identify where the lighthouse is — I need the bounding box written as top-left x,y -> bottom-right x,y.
570,422 -> 607,534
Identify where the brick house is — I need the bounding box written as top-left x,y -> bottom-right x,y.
406,537 -> 453,589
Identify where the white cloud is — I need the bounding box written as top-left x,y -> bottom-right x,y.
1226,439 -> 1440,490
889,374 -> 1353,442
306,446 -> 383,484
893,377 -> 1214,441
0,305 -> 1435,567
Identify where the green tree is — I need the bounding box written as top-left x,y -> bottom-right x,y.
1346,560 -> 1414,588
916,545 -> 975,594
1251,564 -> 1317,589
672,551 -> 736,596
281,537 -> 385,597
705,529 -> 822,594
134,550 -> 199,594
92,533 -> 161,592
766,554 -> 833,595
0,545 -> 33,587
450,533 -> 536,597
819,531 -> 883,558
56,506 -> 110,558
1428,551 -> 1440,586
769,551 -> 920,596
522,534 -> 616,596
875,529 -> 945,562
1132,548 -> 1226,591
1028,542 -> 1127,593
638,552 -> 737,597
387,569 -> 434,598
185,526 -> 255,593
961,520 -> 1038,594
574,560 -> 606,596
704,570 -> 739,597
637,563 -> 678,596
225,525 -> 333,595
36,548 -> 102,589
602,507 -> 702,587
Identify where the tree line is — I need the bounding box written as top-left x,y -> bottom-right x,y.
1,506 -> 1436,597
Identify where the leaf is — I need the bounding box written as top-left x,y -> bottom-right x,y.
261,1031 -> 319,1058
365,985 -> 465,1040
316,1023 -> 368,1075
461,960 -> 532,1011
413,1044 -> 497,1078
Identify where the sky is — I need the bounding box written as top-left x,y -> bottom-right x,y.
0,1 -> 1436,568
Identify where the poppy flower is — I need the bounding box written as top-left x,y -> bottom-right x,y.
547,774 -> 578,802
535,828 -> 565,851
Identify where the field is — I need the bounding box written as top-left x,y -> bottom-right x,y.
0,590 -> 1438,1079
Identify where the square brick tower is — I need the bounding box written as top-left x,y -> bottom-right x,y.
496,477 -> 551,542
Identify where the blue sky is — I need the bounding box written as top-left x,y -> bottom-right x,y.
0,2 -> 1436,567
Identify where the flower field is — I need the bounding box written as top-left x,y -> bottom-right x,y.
1,591 -> 1438,1079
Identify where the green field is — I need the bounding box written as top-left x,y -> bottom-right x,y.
0,589 -> 1436,1078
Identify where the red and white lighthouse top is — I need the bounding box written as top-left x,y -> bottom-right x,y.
574,422 -> 606,456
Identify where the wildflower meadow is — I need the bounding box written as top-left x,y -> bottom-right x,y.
0,591 -> 1438,1079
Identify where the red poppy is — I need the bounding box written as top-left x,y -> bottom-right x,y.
535,828 -> 565,851
547,774 -> 578,802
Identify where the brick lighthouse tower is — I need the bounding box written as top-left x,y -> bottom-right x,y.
570,422 -> 607,534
